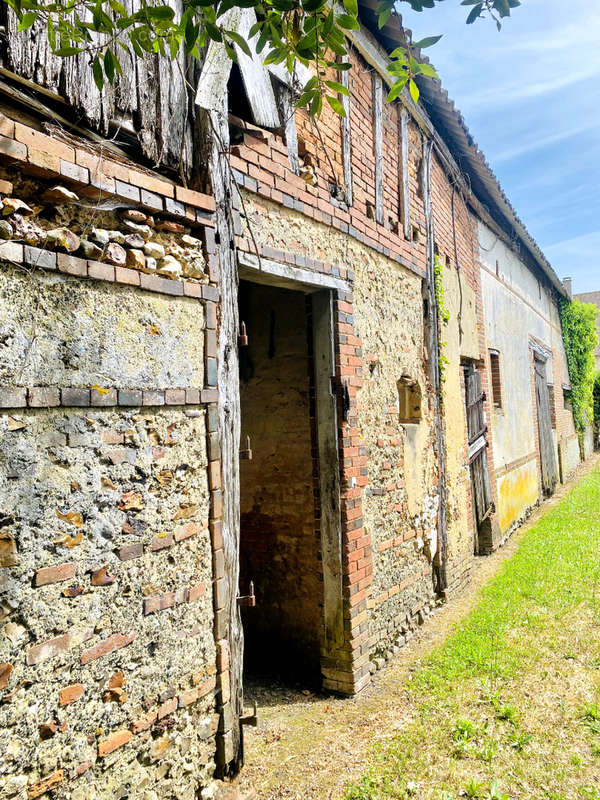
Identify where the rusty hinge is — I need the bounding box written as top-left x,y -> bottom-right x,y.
240,435 -> 252,460
237,581 -> 256,607
238,320 -> 248,347
240,699 -> 258,727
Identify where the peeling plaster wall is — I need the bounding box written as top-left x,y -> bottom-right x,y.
0,266 -> 205,390
478,221 -> 577,532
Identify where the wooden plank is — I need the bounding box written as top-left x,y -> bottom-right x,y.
235,8 -> 280,129
195,8 -> 240,111
276,83 -> 299,174
312,290 -> 344,649
399,108 -> 410,239
372,74 -> 384,225
341,55 -> 353,206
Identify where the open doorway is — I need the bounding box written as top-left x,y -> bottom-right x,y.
238,279 -> 323,687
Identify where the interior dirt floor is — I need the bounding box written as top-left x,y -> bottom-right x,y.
237,453 -> 600,800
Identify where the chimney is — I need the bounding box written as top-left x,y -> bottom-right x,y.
563,277 -> 572,299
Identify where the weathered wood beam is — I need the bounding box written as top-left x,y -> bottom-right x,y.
372,74 -> 384,225
399,107 -> 410,239
312,290 -> 345,649
236,8 -> 280,129
238,250 -> 350,293
340,55 -> 353,206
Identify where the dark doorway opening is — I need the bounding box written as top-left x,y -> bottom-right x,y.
238,279 -> 322,688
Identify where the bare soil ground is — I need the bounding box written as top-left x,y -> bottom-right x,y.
238,455 -> 600,800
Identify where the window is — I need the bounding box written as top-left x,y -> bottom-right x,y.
398,376 -> 422,423
489,350 -> 502,409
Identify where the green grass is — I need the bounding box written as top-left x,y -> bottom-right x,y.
343,465 -> 600,800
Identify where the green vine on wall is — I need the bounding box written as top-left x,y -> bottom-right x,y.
434,254 -> 450,382
558,297 -> 598,437
593,372 -> 600,445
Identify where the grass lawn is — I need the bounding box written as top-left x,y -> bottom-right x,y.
344,466 -> 600,800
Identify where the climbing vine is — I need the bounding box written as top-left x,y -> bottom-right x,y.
558,297 -> 598,437
434,254 -> 450,382
593,372 -> 600,445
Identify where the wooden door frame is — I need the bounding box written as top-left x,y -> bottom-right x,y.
532,347 -> 558,496
237,251 -> 348,679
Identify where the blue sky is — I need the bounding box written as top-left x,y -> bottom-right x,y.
399,0 -> 600,295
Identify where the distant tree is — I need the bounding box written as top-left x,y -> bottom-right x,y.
2,0 -> 521,114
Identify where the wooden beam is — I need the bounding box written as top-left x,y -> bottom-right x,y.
312,290 -> 345,650
372,74 -> 384,226
236,8 -> 280,129
238,250 -> 350,293
399,107 -> 410,239
276,84 -> 299,174
195,8 -> 240,111
340,55 -> 353,206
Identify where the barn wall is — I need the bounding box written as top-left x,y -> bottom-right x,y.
478,221 -> 579,533
0,136 -> 224,799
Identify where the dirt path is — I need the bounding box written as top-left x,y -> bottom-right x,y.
237,454 -> 600,800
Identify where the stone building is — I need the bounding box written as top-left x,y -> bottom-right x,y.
0,3 -> 583,799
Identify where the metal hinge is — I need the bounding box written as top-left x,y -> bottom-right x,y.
237,581 -> 256,607
238,320 -> 248,347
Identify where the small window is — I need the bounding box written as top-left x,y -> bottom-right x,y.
398,376 -> 422,423
548,384 -> 556,428
563,386 -> 573,412
489,350 -> 502,409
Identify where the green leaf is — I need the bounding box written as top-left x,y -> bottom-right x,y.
17,11 -> 36,31
104,47 -> 115,82
145,5 -> 175,20
54,46 -> 82,56
412,34 -> 442,49
226,29 -> 252,57
336,13 -> 359,30
409,78 -> 419,104
326,94 -> 346,116
378,7 -> 392,28
92,54 -> 103,91
47,16 -> 56,50
224,40 -> 237,62
418,63 -> 437,78
386,77 -> 407,103
325,80 -> 349,96
466,3 -> 483,23
343,0 -> 358,16
309,92 -> 322,117
205,21 -> 222,42
109,0 -> 127,15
